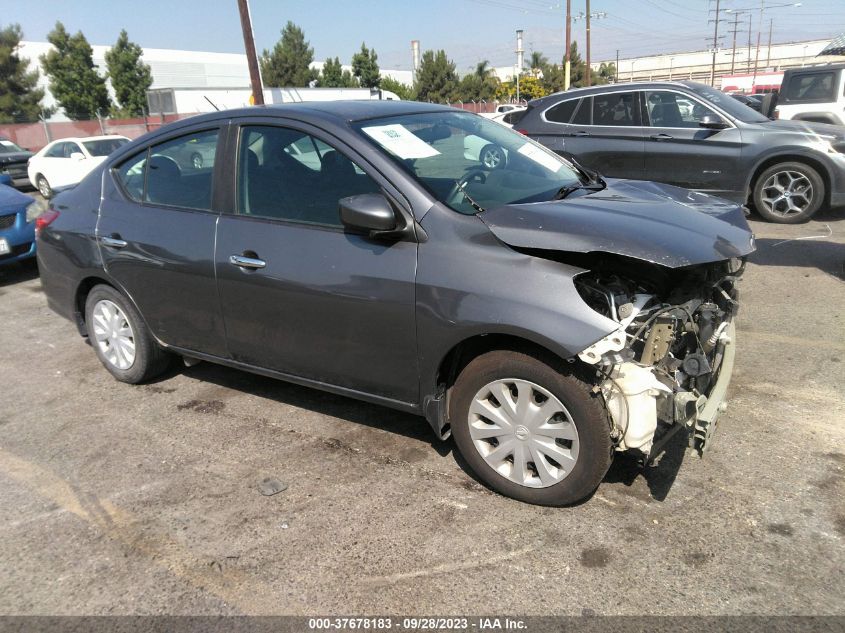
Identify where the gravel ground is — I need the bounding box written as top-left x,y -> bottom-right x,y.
0,204 -> 843,616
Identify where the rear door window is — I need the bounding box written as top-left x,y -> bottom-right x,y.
785,72 -> 835,102
114,129 -> 219,210
571,97 -> 592,125
592,92 -> 640,126
545,99 -> 578,123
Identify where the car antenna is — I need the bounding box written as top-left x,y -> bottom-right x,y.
204,96 -> 220,111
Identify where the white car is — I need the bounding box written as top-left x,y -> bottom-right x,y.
27,135 -> 130,198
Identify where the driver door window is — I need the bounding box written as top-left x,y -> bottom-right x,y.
237,125 -> 381,227
644,91 -> 719,128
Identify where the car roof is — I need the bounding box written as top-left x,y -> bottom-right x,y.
171,100 -> 457,128
783,63 -> 845,74
529,80 -> 710,106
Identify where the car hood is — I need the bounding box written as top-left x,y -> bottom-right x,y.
0,151 -> 34,164
758,119 -> 845,140
0,184 -> 33,211
478,179 -> 755,268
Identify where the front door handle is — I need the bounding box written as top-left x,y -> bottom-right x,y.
650,133 -> 674,141
100,235 -> 128,249
229,254 -> 266,269
573,130 -> 591,137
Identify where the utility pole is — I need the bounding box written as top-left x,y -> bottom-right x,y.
729,13 -> 741,74
766,18 -> 773,67
615,49 -> 619,84
564,0 -> 571,89
586,0 -> 591,86
572,5 -> 605,88
752,0 -> 764,90
237,0 -> 264,105
709,0 -> 722,87
747,14 -> 753,72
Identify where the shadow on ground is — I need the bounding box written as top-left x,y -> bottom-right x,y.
0,259 -> 39,288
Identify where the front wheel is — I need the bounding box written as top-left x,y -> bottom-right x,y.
753,161 -> 824,223
85,285 -> 171,384
449,350 -> 612,505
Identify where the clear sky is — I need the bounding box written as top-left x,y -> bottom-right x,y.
9,0 -> 845,71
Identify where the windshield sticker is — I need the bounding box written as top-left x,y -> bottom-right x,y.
361,124 -> 441,159
517,143 -> 562,173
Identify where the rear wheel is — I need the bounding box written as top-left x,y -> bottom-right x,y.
84,285 -> 171,383
36,175 -> 52,199
753,161 -> 824,223
480,144 -> 505,170
449,350 -> 612,505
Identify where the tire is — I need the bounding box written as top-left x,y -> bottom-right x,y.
480,144 -> 505,170
753,161 -> 824,224
36,175 -> 52,199
449,350 -> 612,506
190,152 -> 203,169
84,284 -> 171,384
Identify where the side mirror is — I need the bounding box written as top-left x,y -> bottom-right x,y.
70,152 -> 85,161
699,114 -> 730,130
0,173 -> 12,186
339,193 -> 397,234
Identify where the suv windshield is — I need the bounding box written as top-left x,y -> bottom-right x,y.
354,111 -> 584,214
0,139 -> 26,154
83,138 -> 128,157
686,83 -> 769,123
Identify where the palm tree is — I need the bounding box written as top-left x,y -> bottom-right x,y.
474,60 -> 492,79
530,51 -> 549,70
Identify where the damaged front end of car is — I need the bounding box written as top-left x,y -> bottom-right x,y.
573,255 -> 745,460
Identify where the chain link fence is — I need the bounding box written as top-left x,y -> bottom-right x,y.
0,113 -> 199,152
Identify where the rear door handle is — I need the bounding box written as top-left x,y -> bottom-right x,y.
650,133 -> 674,141
573,130 -> 591,137
100,235 -> 127,249
229,254 -> 266,269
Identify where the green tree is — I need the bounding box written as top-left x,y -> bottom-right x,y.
568,42 -> 587,88
0,24 -> 46,123
597,61 -> 616,84
320,56 -> 357,87
351,43 -> 380,88
455,60 -> 499,102
379,76 -> 415,100
496,74 -> 546,102
104,29 -> 152,117
40,22 -> 111,120
529,51 -> 548,71
414,50 -> 458,103
260,21 -> 318,87
540,63 -> 566,94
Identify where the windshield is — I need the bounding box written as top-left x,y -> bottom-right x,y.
83,138 -> 128,157
687,83 -> 769,123
354,111 -> 583,214
0,139 -> 26,154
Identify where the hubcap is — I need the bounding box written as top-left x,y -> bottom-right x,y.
761,170 -> 813,218
91,299 -> 136,370
38,179 -> 49,197
468,379 -> 579,488
482,148 -> 501,169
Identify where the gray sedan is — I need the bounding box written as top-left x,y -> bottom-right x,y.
36,101 -> 753,505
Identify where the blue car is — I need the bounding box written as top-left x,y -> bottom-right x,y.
0,173 -> 42,266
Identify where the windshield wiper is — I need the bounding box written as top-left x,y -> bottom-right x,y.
553,181 -> 606,200
454,179 -> 486,213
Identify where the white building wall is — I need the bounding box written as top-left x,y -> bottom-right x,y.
18,41 -> 412,120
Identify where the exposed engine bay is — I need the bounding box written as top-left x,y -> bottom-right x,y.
574,256 -> 745,459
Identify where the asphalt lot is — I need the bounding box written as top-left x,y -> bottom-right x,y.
0,202 -> 843,616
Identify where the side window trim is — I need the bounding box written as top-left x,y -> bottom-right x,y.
541,97 -> 579,125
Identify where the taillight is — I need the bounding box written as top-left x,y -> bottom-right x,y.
516,129 -> 529,135
35,209 -> 60,236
